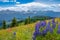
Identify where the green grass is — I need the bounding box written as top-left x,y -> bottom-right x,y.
0,22 -> 37,40
0,18 -> 60,40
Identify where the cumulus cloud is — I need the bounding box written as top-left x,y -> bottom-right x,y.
0,2 -> 60,12
3,0 -> 9,2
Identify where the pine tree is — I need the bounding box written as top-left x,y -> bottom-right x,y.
11,17 -> 17,27
24,18 -> 28,25
2,20 -> 6,29
27,16 -> 30,24
24,16 -> 30,25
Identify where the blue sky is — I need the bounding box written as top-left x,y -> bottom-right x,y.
0,0 -> 60,6
17,0 -> 60,4
17,0 -> 34,4
0,0 -> 60,4
0,0 -> 34,6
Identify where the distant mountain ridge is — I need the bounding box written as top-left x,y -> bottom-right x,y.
0,10 -> 60,22
0,10 -> 60,26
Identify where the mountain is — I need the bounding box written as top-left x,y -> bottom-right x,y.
0,10 -> 60,22
0,9 -> 60,26
0,2 -> 60,26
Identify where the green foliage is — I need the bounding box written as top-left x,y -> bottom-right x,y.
11,17 -> 17,27
24,18 -> 28,25
28,16 -> 30,24
2,20 -> 6,29
24,16 -> 31,25
30,16 -> 54,23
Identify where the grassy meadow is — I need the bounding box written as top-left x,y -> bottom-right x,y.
0,18 -> 60,40
0,21 -> 37,40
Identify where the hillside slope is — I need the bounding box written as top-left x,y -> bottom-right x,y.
0,18 -> 60,40
0,22 -> 37,40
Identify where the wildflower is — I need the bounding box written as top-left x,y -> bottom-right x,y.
35,22 -> 40,33
35,22 -> 40,28
13,32 -> 16,36
40,21 -> 46,27
51,19 -> 56,29
42,29 -> 48,36
46,22 -> 53,33
57,24 -> 60,34
33,32 -> 37,40
49,27 -> 53,33
52,19 -> 55,24
33,22 -> 41,40
52,23 -> 56,29
46,22 -> 51,31
33,31 -> 41,40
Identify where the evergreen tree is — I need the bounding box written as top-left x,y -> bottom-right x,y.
11,17 -> 17,27
2,20 -> 6,29
27,16 -> 30,24
24,16 -> 30,25
24,18 -> 28,25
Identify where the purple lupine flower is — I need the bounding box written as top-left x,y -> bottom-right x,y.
33,22 -> 41,40
52,18 -> 55,24
33,32 -> 36,40
35,22 -> 41,33
42,29 -> 48,36
46,22 -> 51,31
52,23 -> 56,29
51,19 -> 56,29
33,31 -> 41,40
57,24 -> 60,34
35,22 -> 40,29
46,22 -> 53,33
13,32 -> 16,36
49,27 -> 53,33
34,22 -> 40,36
40,21 -> 46,27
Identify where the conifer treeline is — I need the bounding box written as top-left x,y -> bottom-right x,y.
2,17 -> 17,29
2,16 -> 31,29
2,16 -> 53,29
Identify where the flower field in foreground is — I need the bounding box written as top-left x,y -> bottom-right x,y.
0,18 -> 60,40
33,18 -> 60,40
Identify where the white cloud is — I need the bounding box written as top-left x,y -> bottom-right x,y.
3,0 -> 9,2
0,2 -> 60,12
16,2 -> 20,4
